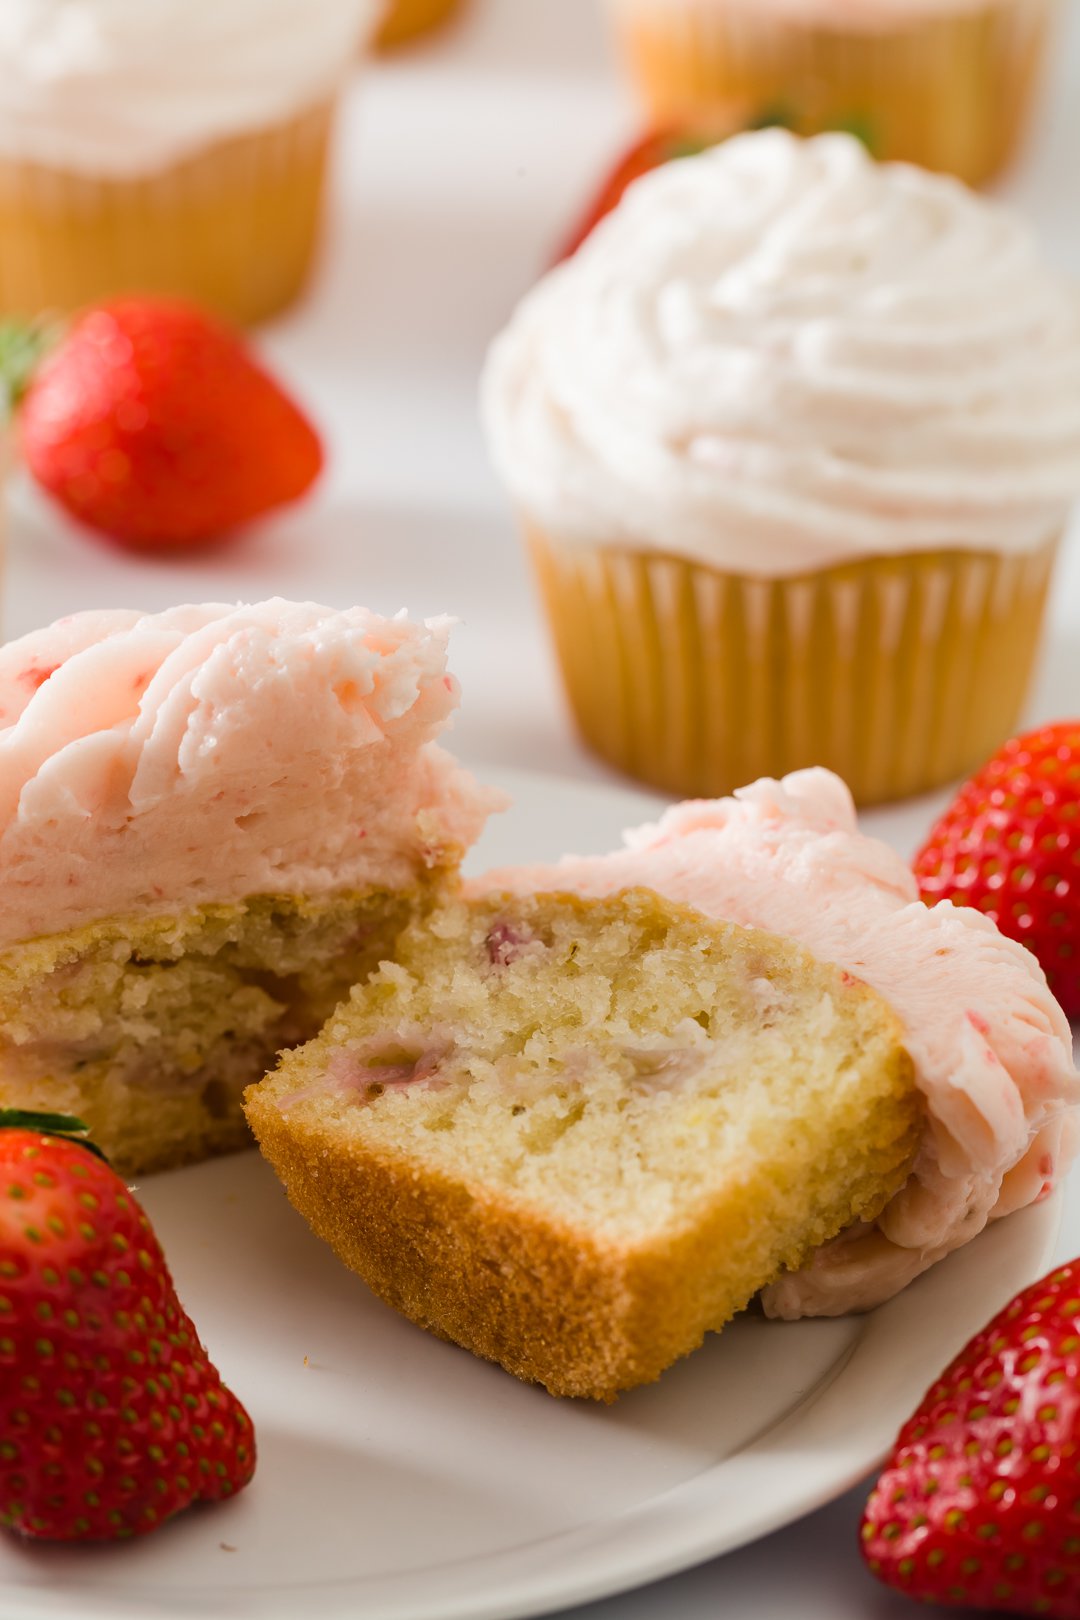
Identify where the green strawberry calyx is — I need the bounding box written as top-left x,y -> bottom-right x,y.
747,103 -> 878,155
0,1108 -> 108,1161
0,320 -> 57,420
662,134 -> 722,162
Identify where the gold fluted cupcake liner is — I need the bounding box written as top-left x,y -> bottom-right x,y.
376,0 -> 466,48
528,530 -> 1060,806
0,99 -> 336,327
603,0 -> 1055,185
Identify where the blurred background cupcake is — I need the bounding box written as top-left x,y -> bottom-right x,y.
375,0 -> 466,49
603,0 -> 1058,186
482,130 -> 1080,807
0,0 -> 379,327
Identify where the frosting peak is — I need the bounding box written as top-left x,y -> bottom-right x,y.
0,599 -> 501,950
477,766 -> 1080,1315
483,131 -> 1080,575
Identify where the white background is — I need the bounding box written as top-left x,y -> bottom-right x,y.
4,2 -> 1080,1614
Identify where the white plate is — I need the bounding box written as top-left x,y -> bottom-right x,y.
0,767 -> 1063,1620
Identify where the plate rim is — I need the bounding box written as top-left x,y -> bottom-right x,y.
0,1195 -> 1059,1620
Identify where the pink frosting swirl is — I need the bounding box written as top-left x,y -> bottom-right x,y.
0,599 -> 501,950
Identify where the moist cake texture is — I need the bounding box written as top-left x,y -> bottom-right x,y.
247,889 -> 918,1399
482,768 -> 1080,1317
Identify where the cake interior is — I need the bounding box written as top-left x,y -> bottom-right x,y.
247,889 -> 920,1398
0,888 -> 425,1177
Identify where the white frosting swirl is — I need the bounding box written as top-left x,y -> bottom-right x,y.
0,0 -> 379,175
483,131 -> 1080,576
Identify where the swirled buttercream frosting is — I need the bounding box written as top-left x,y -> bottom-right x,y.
0,599 -> 501,951
483,130 -> 1080,575
477,766 -> 1080,1316
0,0 -> 377,174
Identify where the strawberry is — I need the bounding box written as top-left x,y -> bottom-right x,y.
552,127 -> 732,264
0,1110 -> 254,1540
19,298 -> 323,553
914,722 -> 1080,1019
861,1260 -> 1080,1617
553,111 -> 879,265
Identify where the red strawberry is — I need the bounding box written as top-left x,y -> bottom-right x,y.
553,109 -> 882,265
861,1260 -> 1080,1617
19,298 -> 323,553
552,126 -> 734,263
914,722 -> 1080,1019
0,1110 -> 255,1541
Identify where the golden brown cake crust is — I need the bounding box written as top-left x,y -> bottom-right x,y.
246,1077 -> 917,1401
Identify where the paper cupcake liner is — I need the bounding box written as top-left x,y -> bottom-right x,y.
603,0 -> 1055,185
0,99 -> 335,326
376,0 -> 465,47
527,530 -> 1060,806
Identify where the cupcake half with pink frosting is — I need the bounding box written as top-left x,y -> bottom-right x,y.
246,766 -> 1078,1397
481,767 -> 1080,1320
0,598 -> 500,1177
483,129 -> 1080,806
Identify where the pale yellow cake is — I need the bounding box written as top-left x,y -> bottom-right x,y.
0,890 -> 425,1178
246,888 -> 919,1399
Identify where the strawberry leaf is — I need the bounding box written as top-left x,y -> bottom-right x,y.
0,321 -> 56,419
748,103 -> 798,132
0,1109 -> 109,1161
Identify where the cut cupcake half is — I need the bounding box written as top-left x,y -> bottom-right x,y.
480,768 -> 1080,1321
246,889 -> 919,1399
0,599 -> 501,1176
247,766 -> 1080,1399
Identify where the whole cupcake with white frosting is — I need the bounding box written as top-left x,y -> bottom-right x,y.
0,0 -> 379,324
603,0 -> 1057,187
482,129 -> 1080,804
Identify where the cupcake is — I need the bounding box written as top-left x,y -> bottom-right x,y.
0,0 -> 378,326
482,131 -> 1080,806
246,767 -> 1079,1397
603,0 -> 1057,186
375,0 -> 465,48
0,599 -> 500,1176
481,768 -> 1080,1320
